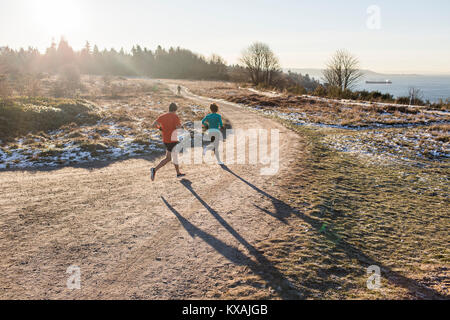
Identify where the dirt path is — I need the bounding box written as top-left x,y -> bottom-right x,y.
0,84 -> 302,299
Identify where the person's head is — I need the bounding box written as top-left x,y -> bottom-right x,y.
169,103 -> 178,113
210,103 -> 219,113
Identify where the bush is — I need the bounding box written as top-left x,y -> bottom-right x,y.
313,85 -> 327,97
396,96 -> 410,105
49,65 -> 82,98
60,64 -> 81,89
50,81 -> 67,98
341,89 -> 355,99
327,86 -> 342,98
287,85 -> 307,95
394,96 -> 426,106
0,97 -> 101,140
431,99 -> 449,111
25,75 -> 41,96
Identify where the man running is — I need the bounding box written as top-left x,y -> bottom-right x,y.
177,85 -> 182,95
150,103 -> 185,181
202,103 -> 224,164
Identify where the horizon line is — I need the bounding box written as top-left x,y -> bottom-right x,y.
2,41 -> 450,77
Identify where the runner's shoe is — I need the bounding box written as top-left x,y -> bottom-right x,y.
151,168 -> 156,182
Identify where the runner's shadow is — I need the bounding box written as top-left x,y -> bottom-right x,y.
218,165 -> 449,300
161,188 -> 308,299
220,164 -> 293,223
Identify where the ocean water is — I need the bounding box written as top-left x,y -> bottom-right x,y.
355,75 -> 450,103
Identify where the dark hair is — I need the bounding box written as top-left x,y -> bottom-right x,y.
210,103 -> 219,113
169,103 -> 178,112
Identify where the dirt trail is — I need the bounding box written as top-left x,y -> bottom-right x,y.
0,84 -> 302,299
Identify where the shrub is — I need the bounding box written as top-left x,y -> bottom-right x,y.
50,81 -> 68,98
25,75 -> 42,96
327,86 -> 342,98
79,142 -> 108,154
49,65 -> 82,98
0,97 -> 101,140
60,64 -> 81,89
287,85 -> 307,95
396,96 -> 410,105
313,85 -> 327,97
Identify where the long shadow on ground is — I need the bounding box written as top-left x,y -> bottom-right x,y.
218,164 -> 448,300
161,181 -> 306,299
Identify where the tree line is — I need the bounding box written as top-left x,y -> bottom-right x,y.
0,38 -> 320,95
3,38 -> 439,108
0,38 -> 229,80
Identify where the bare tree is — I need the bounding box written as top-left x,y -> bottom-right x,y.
262,48 -> 280,85
323,49 -> 363,91
408,87 -> 423,105
240,42 -> 280,86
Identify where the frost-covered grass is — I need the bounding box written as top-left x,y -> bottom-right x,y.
179,81 -> 450,298
180,81 -> 449,127
0,78 -> 213,170
324,124 -> 449,164
277,126 -> 449,299
0,122 -> 165,169
225,94 -> 447,128
180,81 -> 449,165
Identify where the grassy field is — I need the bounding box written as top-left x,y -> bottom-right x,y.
214,123 -> 449,300
180,80 -> 448,126
0,77 -> 448,299
179,80 -> 449,299
273,124 -> 448,299
325,124 -> 449,163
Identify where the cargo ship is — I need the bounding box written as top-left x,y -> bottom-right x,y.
366,80 -> 392,84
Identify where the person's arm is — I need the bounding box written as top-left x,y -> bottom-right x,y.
176,116 -> 182,129
152,119 -> 161,129
219,115 -> 224,130
202,115 -> 209,128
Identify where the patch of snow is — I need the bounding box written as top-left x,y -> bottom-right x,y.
190,105 -> 204,113
0,122 -> 165,170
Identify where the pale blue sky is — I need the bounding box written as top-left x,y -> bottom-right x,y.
1,0 -> 449,74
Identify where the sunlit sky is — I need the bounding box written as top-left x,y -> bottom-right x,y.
1,0 -> 450,74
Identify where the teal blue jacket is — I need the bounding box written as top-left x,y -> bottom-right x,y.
202,113 -> 223,130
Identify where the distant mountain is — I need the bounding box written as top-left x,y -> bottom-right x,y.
283,68 -> 423,81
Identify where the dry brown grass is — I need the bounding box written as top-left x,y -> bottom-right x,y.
179,81 -> 449,128
223,94 -> 445,127
0,78 -> 233,169
176,80 -> 449,299
250,124 -> 449,299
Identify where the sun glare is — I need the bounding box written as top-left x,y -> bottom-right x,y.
32,0 -> 82,34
